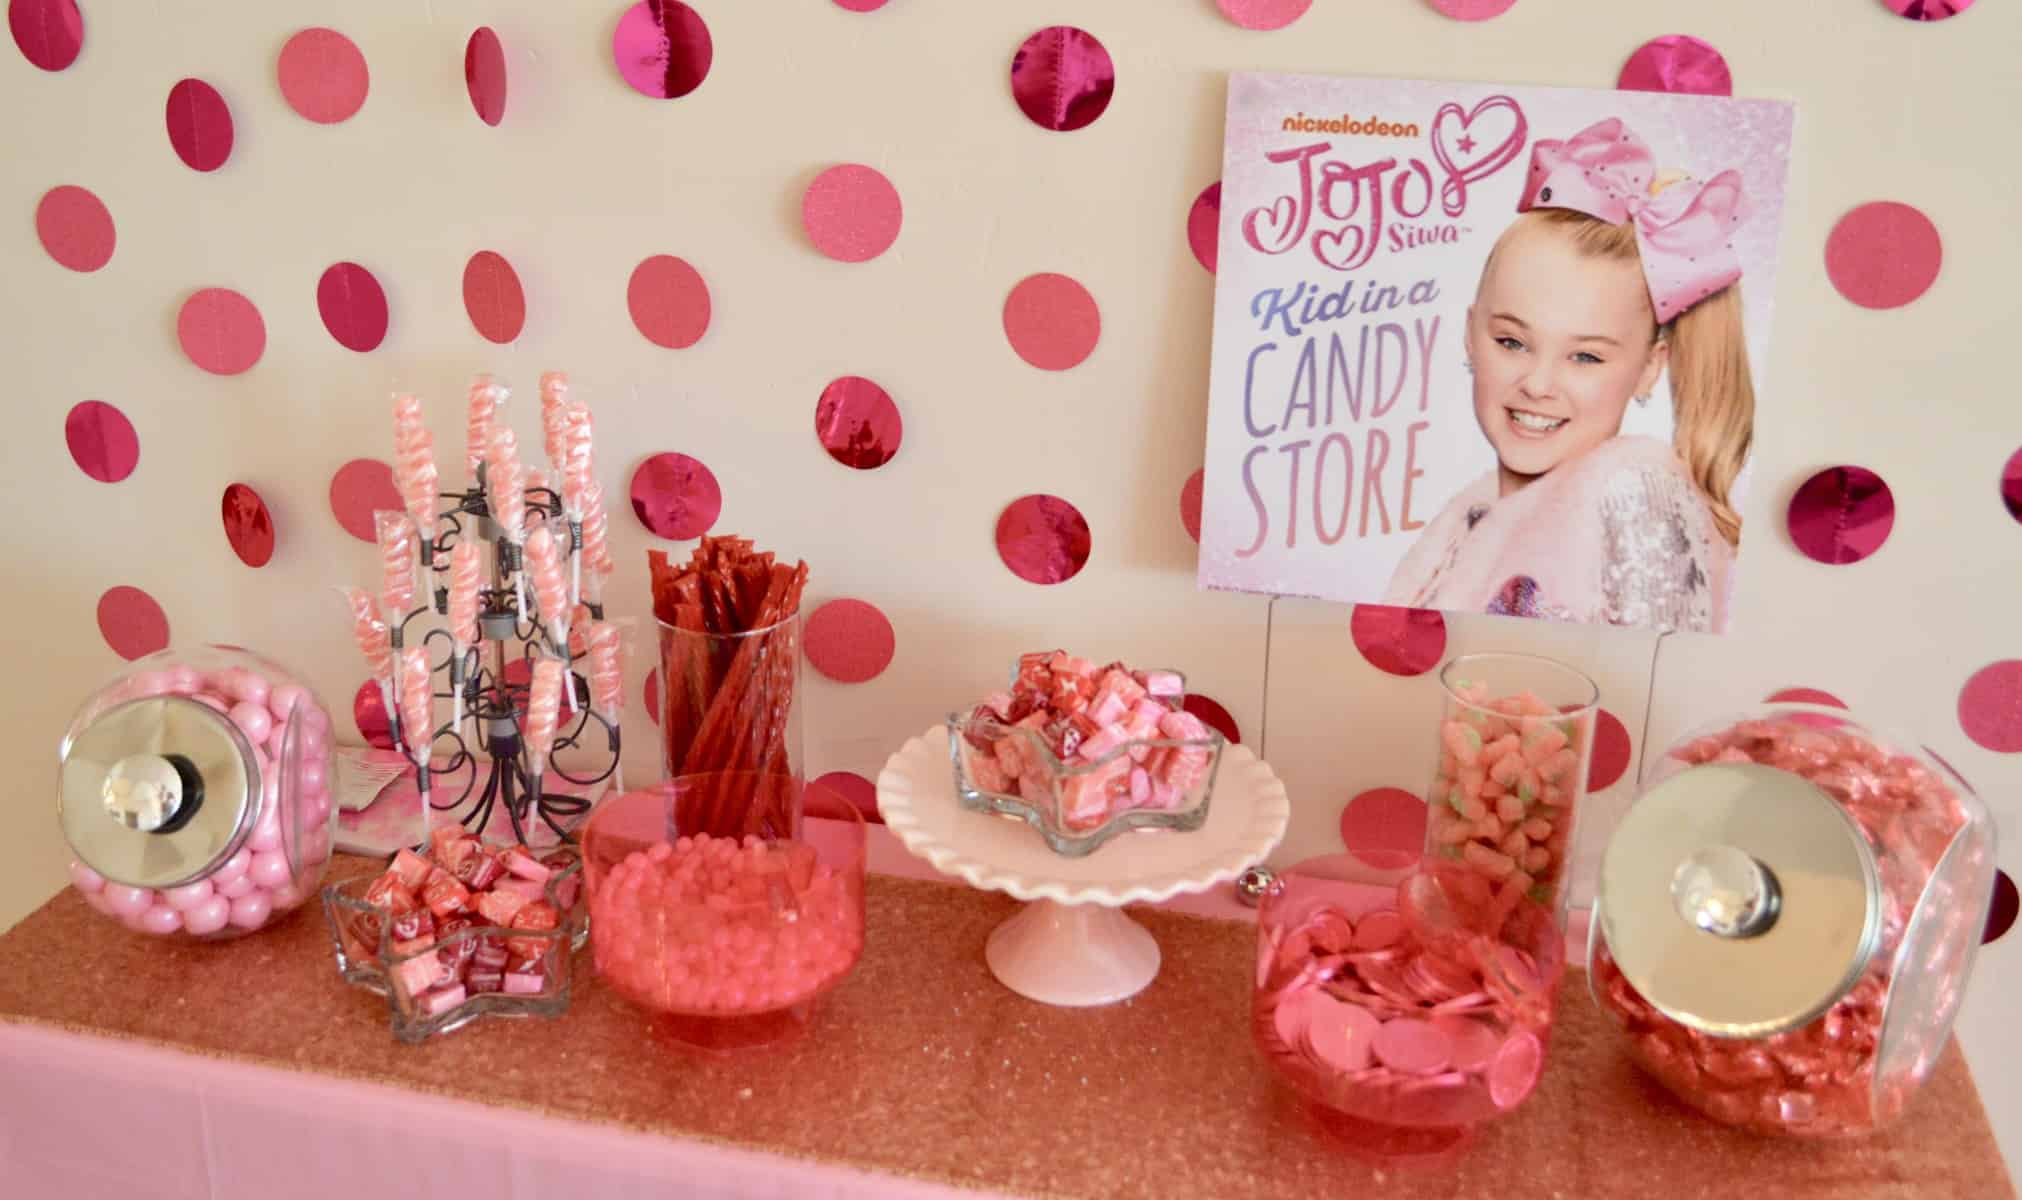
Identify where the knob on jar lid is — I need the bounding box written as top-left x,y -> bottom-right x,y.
59,697 -> 258,890
1597,762 -> 1881,1039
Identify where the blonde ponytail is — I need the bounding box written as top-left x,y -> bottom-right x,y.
1662,287 -> 1752,546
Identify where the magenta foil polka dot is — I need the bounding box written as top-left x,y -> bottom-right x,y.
98,585 -> 170,660
1959,660 -> 2022,753
1787,466 -> 1895,564
2002,448 -> 2022,522
612,0 -> 712,99
222,483 -> 275,567
1187,182 -> 1221,273
316,262 -> 389,352
353,679 -> 394,749
9,0 -> 81,72
1003,273 -> 1100,370
804,599 -> 896,683
1986,871 -> 2017,944
277,28 -> 370,124
1009,26 -> 1114,132
328,458 -> 401,542
1617,35 -> 1732,97
803,164 -> 902,262
177,288 -> 266,375
1182,693 -> 1242,745
65,400 -> 138,483
1883,0 -> 1974,19
628,255 -> 711,348
166,79 -> 234,171
815,376 -> 902,470
630,452 -> 721,540
1340,787 -> 1426,869
35,185 -> 114,272
1825,202 -> 1942,309
1180,469 -> 1204,542
1587,709 -> 1632,791
465,27 -> 507,126
463,250 -> 526,344
1349,605 -> 1448,677
995,494 -> 1091,585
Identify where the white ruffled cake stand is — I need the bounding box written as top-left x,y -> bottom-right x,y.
876,725 -> 1291,1007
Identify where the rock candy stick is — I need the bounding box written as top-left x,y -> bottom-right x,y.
465,375 -> 506,486
376,511 -> 416,623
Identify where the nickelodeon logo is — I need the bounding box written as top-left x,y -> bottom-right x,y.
1279,112 -> 1421,138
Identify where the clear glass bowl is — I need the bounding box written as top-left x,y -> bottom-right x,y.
321,847 -> 586,1043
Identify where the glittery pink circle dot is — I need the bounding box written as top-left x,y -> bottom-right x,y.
1985,870 -> 2017,944
643,668 -> 660,724
277,28 -> 370,125
9,0 -> 80,71
65,400 -> 138,483
2001,448 -> 2022,523
629,452 -> 721,541
465,27 -> 507,126
995,493 -> 1091,584
804,599 -> 895,684
612,0 -> 711,100
353,679 -> 394,749
98,586 -> 169,661
1825,202 -> 1941,310
1003,273 -> 1100,370
35,185 -> 113,273
176,288 -> 265,375
628,255 -> 710,348
1787,466 -> 1895,565
816,376 -> 902,469
1010,26 -> 1113,132
812,771 -> 880,822
316,262 -> 389,352
1588,708 -> 1632,791
1617,35 -> 1732,97
463,250 -> 525,344
166,79 -> 234,172
221,482 -> 275,567
1882,0 -> 1974,19
1765,687 -> 1846,709
1183,693 -> 1242,746
1180,468 -> 1204,542
1959,661 -> 2022,753
1340,787 -> 1426,868
1427,0 -> 1517,19
1187,182 -> 1221,274
1349,605 -> 1447,677
803,164 -> 902,263
1216,0 -> 1312,30
328,457 -> 401,543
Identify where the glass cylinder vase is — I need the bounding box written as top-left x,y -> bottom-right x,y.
656,612 -> 803,826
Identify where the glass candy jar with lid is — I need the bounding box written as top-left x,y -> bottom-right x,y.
58,645 -> 339,939
1590,705 -> 1995,1136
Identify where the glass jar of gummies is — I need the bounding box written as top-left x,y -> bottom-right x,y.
1591,705 -> 1996,1136
58,646 -> 339,940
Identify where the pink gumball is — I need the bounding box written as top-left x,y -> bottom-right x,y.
83,888 -> 118,916
104,885 -> 155,917
138,904 -> 184,935
300,725 -> 330,760
183,896 -> 232,936
229,668 -> 271,706
213,847 -> 252,885
300,757 -> 327,792
166,665 -> 203,694
230,702 -> 274,746
248,803 -> 283,852
217,875 -> 257,900
299,829 -> 333,865
304,794 -> 332,825
268,882 -> 306,911
228,892 -> 273,930
248,849 -> 294,890
67,860 -> 106,894
268,683 -> 306,722
131,670 -> 176,698
163,880 -> 215,910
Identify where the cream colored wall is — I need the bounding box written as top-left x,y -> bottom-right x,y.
4,0 -> 2016,1165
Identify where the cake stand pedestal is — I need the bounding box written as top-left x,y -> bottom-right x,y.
876,726 -> 1290,1007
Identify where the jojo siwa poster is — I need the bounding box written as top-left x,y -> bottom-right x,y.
1197,73 -> 1795,635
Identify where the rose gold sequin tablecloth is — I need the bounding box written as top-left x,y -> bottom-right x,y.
0,860 -> 2011,1200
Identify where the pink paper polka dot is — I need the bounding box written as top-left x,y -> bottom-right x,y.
1216,0 -> 1312,31
353,679 -> 394,749
176,288 -> 265,375
803,164 -> 902,263
1428,0 -> 1517,19
65,399 -> 137,483
1959,660 -> 2022,753
1587,708 -> 1631,791
1010,26 -> 1114,132
328,458 -> 401,543
1180,468 -> 1204,542
1766,687 -> 1846,709
165,79 -> 234,172
630,452 -> 721,541
812,770 -> 881,823
35,185 -> 113,272
1825,202 -> 1941,310
316,262 -> 389,352
643,668 -> 660,724
1787,465 -> 1894,565
1183,693 -> 1242,746
463,250 -> 526,344
9,0 -> 81,72
98,586 -> 169,661
465,27 -> 507,126
612,0 -> 712,99
1340,787 -> 1426,869
995,494 -> 1091,585
1986,870 -> 2016,944
222,482 -> 275,567
1350,605 -> 1448,677
628,255 -> 711,348
1187,182 -> 1221,273
1617,35 -> 1732,97
277,28 -> 370,125
1003,273 -> 1100,370
804,599 -> 895,684
1883,0 -> 1974,20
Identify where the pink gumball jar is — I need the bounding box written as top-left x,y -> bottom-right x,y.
1590,705 -> 1996,1136
59,646 -> 339,941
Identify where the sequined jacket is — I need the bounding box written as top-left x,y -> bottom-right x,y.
1381,436 -> 1732,634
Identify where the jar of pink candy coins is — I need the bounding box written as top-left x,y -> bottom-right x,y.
584,773 -> 867,1052
58,645 -> 339,940
1591,705 -> 1996,1137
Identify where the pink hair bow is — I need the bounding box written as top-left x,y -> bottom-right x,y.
1517,118 -> 1749,324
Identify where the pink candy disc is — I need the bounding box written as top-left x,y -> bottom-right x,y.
1488,1029 -> 1543,1108
1787,465 -> 1895,564
995,494 -> 1091,585
1303,993 -> 1377,1072
612,0 -> 712,99
1352,909 -> 1404,950
1617,35 -> 1732,97
1372,1018 -> 1453,1075
1009,26 -> 1113,132
1272,987 -> 1314,1047
1434,1014 -> 1502,1072
802,164 -> 902,262
277,28 -> 370,124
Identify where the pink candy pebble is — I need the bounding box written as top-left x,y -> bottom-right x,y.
104,885 -> 155,917
67,860 -> 106,894
1372,1017 -> 1453,1075
163,880 -> 215,910
1489,1030 -> 1544,1108
184,896 -> 232,936
1434,1015 -> 1503,1073
1352,909 -> 1404,950
1304,993 -> 1379,1072
228,892 -> 273,929
138,904 -> 185,935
